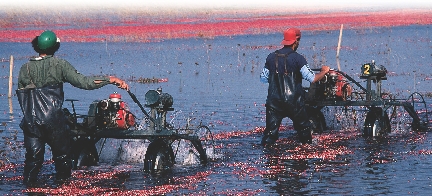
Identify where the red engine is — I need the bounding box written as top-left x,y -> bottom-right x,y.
328,70 -> 352,100
307,70 -> 352,101
96,92 -> 135,129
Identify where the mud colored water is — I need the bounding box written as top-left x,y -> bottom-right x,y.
0,25 -> 431,195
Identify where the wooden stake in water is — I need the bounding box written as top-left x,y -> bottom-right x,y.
8,55 -> 13,114
9,97 -> 13,114
8,55 -> 13,98
336,24 -> 343,71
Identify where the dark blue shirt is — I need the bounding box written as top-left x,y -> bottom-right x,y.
260,47 -> 315,83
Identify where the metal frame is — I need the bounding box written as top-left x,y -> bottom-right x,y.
65,90 -> 212,169
306,63 -> 428,135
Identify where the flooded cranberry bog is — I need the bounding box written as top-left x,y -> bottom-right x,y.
1,10 -> 432,195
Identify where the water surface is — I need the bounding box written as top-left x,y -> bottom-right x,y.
0,25 -> 431,195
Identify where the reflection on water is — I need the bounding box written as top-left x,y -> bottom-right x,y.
0,25 -> 431,194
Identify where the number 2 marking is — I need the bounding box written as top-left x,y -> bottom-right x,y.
363,64 -> 370,75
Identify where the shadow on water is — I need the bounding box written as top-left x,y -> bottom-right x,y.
262,147 -> 311,195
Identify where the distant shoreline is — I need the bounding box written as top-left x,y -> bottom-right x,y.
1,9 -> 431,43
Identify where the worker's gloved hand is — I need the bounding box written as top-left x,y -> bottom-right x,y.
110,76 -> 129,91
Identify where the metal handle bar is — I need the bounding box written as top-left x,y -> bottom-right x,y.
127,90 -> 156,123
311,68 -> 368,92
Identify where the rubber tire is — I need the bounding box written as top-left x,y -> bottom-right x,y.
194,125 -> 214,163
144,139 -> 175,171
311,110 -> 327,134
411,120 -> 428,131
306,107 -> 327,134
363,107 -> 391,137
71,138 -> 99,169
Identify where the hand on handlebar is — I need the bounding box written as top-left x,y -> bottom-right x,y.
110,76 -> 129,91
321,65 -> 330,73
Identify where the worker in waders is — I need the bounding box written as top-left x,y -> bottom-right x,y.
16,30 -> 129,184
260,28 -> 330,146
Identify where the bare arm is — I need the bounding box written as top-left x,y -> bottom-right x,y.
312,66 -> 330,83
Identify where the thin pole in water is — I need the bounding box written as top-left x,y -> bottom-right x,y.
336,24 -> 343,71
8,55 -> 13,114
8,55 -> 13,98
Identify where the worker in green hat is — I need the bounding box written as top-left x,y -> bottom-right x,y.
16,30 -> 129,184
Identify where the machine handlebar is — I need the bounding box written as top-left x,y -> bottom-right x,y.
127,90 -> 156,123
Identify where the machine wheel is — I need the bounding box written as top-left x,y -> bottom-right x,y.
308,108 -> 327,134
405,92 -> 429,131
363,107 -> 391,137
193,125 -> 215,163
144,139 -> 175,171
71,137 -> 99,169
305,107 -> 327,134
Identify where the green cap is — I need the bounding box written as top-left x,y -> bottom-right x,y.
37,30 -> 58,50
